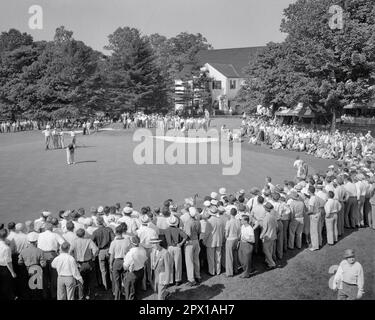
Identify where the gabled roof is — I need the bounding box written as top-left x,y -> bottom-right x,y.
209,63 -> 240,78
196,46 -> 265,78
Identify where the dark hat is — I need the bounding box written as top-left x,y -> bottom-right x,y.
263,202 -> 274,211
343,249 -> 355,259
275,185 -> 284,194
308,185 -> 315,194
249,187 -> 260,195
238,204 -> 246,212
272,192 -> 280,201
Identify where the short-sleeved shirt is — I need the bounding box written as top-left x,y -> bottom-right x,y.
108,236 -> 131,259
18,245 -> 46,269
92,226 -> 115,250
161,227 -> 187,247
0,241 -> 12,266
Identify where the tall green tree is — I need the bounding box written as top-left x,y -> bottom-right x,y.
239,0 -> 375,129
103,27 -> 167,114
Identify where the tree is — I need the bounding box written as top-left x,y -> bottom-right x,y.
239,0 -> 375,129
103,27 -> 167,114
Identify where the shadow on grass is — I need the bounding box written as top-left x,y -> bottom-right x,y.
172,283 -> 225,300
75,160 -> 97,164
76,145 -> 96,148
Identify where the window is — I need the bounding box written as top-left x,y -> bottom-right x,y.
230,80 -> 236,89
212,81 -> 222,90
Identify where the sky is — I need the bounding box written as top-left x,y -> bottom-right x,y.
0,0 -> 295,53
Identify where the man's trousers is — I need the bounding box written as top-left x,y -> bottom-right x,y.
325,214 -> 338,245
364,197 -> 371,226
167,246 -> 182,283
185,240 -> 200,282
57,276 -> 76,300
309,214 -> 321,250
225,239 -> 239,276
142,247 -> 152,290
42,251 -> 57,300
337,282 -> 358,300
112,258 -> 124,300
124,268 -> 144,300
98,248 -> 111,290
370,202 -> 375,229
337,201 -> 345,236
238,241 -> 254,276
262,239 -> 276,267
358,195 -> 365,226
288,218 -> 304,249
77,261 -> 94,299
344,197 -> 358,228
206,246 -> 222,275
281,220 -> 289,252
276,220 -> 284,260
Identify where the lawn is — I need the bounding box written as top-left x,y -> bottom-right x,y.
0,117 -> 374,300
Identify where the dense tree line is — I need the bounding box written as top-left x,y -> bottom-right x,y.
237,0 -> 375,129
0,27 -> 212,120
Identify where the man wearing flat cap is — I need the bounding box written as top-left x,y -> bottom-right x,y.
260,202 -> 278,269
18,232 -> 46,299
332,249 -> 364,300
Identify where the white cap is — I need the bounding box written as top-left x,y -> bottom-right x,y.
97,206 -> 104,213
210,192 -> 218,199
189,207 -> 197,217
123,207 -> 133,214
42,211 -> 51,217
27,232 -> 39,243
219,187 -> 227,195
203,200 -> 211,207
77,217 -> 86,225
15,223 -> 24,232
210,199 -> 218,206
84,218 -> 93,226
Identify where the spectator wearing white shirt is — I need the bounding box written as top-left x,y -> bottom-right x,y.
0,229 -> 16,300
123,236 -> 148,300
51,242 -> 83,300
63,221 -> 78,246
137,215 -> 157,290
324,191 -> 341,245
238,215 -> 256,278
224,208 -> 241,277
37,222 -> 65,300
